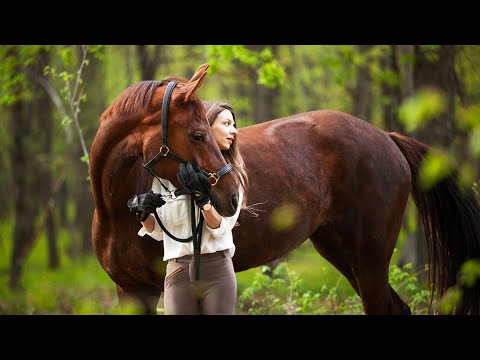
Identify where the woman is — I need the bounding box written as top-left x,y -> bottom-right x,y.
129,101 -> 248,315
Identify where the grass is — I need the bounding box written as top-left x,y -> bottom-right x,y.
236,240 -> 356,300
0,221 -> 120,314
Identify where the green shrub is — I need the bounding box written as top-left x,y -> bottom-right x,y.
237,253 -> 432,315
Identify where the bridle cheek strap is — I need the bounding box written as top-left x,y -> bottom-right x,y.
142,81 -> 178,170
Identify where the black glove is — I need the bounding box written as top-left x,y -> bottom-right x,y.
127,190 -> 166,222
177,162 -> 212,207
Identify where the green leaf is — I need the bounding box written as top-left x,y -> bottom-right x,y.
398,88 -> 446,132
257,61 -> 286,88
468,127 -> 480,158
456,105 -> 480,131
61,116 -> 72,126
459,259 -> 480,287
58,47 -> 73,68
419,148 -> 454,190
438,287 -> 462,314
81,154 -> 90,164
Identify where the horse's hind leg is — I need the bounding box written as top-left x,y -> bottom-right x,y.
389,284 -> 411,315
311,230 -> 411,315
351,259 -> 394,314
353,237 -> 411,315
310,231 -> 361,298
116,285 -> 162,315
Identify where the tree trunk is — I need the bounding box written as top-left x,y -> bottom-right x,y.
36,49 -> 59,268
124,45 -> 135,85
71,142 -> 95,255
382,45 -> 404,132
400,45 -> 459,276
399,45 -> 415,98
351,45 -> 373,121
249,45 -> 279,123
9,91 -> 32,290
413,45 -> 457,147
234,74 -> 249,124
287,45 -> 309,114
136,45 -> 161,80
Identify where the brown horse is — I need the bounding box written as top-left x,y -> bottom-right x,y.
90,64 -> 239,314
91,67 -> 480,315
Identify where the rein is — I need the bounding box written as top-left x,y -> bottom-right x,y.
141,81 -> 231,281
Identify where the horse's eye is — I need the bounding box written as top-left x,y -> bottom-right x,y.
191,133 -> 204,142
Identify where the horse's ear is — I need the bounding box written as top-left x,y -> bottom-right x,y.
178,64 -> 209,101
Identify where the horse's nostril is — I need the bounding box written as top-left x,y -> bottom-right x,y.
231,193 -> 238,209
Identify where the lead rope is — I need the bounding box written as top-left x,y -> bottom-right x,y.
191,196 -> 203,281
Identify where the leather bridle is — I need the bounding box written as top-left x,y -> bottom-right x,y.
142,81 -> 232,186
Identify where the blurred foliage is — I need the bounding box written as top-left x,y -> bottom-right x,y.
206,45 -> 285,88
270,202 -> 299,232
419,148 -> 455,190
399,81 -> 480,191
398,88 -> 446,133
0,45 -> 50,105
437,259 -> 480,314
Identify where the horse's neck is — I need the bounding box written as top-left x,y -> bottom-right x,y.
90,122 -> 144,215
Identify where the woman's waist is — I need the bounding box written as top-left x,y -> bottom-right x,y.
172,249 -> 230,263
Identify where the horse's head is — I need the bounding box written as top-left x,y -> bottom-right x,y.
136,64 -> 239,216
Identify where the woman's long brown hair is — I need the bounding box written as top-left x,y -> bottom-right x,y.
203,101 -> 249,206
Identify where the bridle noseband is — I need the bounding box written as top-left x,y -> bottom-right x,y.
141,80 -> 232,186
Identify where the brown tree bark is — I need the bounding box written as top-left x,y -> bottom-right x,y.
136,45 -> 161,80
36,49 -> 59,268
351,45 -> 373,121
399,45 -> 459,276
381,45 -> 404,132
249,45 -> 279,123
413,45 -> 457,147
9,48 -> 33,289
233,75 -> 249,124
287,45 -> 310,114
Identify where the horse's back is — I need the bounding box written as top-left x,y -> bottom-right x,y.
239,109 -> 410,195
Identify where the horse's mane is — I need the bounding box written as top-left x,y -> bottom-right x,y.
100,76 -> 187,122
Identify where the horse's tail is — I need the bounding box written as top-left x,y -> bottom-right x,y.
389,132 -> 480,315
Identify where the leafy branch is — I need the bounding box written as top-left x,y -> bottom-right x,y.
43,45 -> 92,167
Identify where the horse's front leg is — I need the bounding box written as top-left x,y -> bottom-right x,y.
116,284 -> 162,315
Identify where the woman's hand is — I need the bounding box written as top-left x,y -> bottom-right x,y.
127,190 -> 165,221
177,163 -> 212,207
